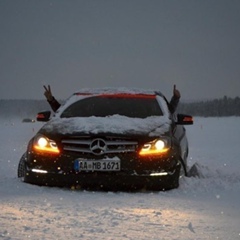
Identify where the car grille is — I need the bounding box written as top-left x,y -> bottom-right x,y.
61,137 -> 138,155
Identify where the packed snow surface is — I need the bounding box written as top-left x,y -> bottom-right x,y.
0,117 -> 240,240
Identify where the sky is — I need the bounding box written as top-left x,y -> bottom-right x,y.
0,0 -> 240,101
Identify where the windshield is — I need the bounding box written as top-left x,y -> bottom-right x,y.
60,96 -> 163,118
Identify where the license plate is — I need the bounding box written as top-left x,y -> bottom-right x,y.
74,159 -> 121,172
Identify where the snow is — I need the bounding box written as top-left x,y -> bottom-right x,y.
42,115 -> 171,136
1,117 -> 240,239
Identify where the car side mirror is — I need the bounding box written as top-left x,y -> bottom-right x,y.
176,114 -> 193,125
36,111 -> 51,122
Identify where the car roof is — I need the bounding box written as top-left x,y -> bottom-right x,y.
72,87 -> 165,98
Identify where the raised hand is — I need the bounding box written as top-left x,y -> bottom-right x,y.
43,85 -> 54,101
173,84 -> 181,99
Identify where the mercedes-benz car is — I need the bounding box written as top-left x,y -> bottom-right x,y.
18,88 -> 193,191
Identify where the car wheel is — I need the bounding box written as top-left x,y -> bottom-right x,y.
18,153 -> 26,178
168,166 -> 181,189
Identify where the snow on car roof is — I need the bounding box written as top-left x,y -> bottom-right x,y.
72,87 -> 165,96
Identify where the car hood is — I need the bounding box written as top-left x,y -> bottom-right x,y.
40,115 -> 171,137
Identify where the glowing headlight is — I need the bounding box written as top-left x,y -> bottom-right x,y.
37,137 -> 48,148
139,138 -> 170,156
34,135 -> 60,154
155,140 -> 165,150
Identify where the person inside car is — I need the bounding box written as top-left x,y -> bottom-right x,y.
43,84 -> 181,114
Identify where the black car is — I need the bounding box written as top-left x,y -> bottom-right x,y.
18,88 -> 193,191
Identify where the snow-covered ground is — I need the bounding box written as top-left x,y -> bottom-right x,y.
0,117 -> 240,240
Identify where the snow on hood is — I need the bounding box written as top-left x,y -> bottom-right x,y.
41,115 -> 171,136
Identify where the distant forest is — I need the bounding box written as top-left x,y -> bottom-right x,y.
0,96 -> 240,120
178,96 -> 240,117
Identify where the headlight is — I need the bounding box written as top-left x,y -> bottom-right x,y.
139,138 -> 170,156
33,135 -> 60,154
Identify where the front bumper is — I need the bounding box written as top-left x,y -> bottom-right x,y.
24,165 -> 180,191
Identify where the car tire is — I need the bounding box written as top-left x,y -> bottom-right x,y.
161,166 -> 181,190
18,153 -> 26,178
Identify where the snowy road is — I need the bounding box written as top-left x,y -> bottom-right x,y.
1,117 -> 240,240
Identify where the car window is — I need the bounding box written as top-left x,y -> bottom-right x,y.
60,96 -> 163,118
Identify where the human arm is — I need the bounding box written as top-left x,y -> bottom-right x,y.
43,85 -> 61,112
169,85 -> 181,114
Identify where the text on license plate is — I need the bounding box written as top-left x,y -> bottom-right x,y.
74,159 -> 121,172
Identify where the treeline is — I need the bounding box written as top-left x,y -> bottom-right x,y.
178,96 -> 240,117
0,96 -> 240,119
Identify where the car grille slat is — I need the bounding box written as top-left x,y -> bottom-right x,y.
62,139 -> 92,145
61,137 -> 138,155
63,146 -> 92,153
105,140 -> 138,146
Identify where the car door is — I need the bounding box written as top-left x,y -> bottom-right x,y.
172,114 -> 188,163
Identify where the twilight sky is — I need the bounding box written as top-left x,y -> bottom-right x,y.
0,0 -> 240,101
